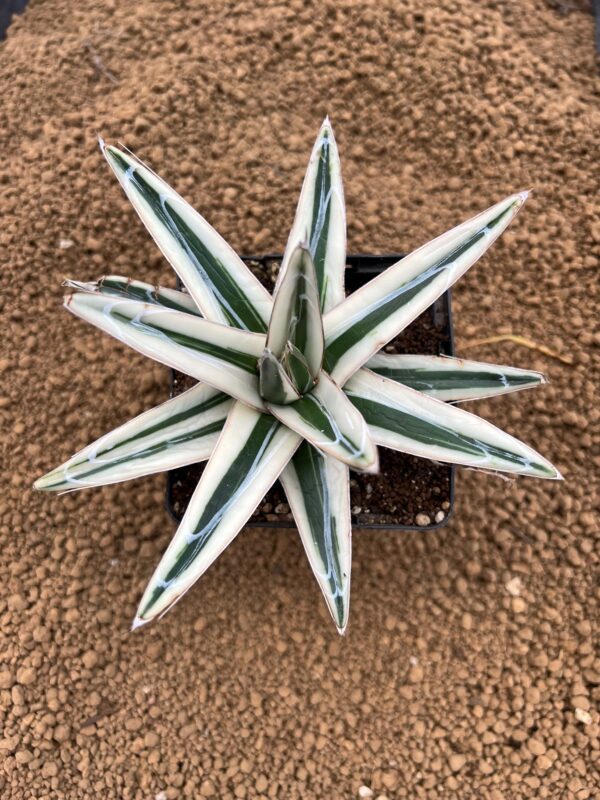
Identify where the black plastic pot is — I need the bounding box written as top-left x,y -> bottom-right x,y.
166,254 -> 455,531
0,0 -> 28,40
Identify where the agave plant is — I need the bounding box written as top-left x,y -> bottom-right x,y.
35,119 -> 561,634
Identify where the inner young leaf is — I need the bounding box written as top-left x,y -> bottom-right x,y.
283,342 -> 315,395
266,244 -> 324,391
258,350 -> 301,405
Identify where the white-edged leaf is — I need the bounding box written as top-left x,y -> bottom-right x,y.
266,243 -> 324,382
344,369 -> 561,479
323,192 -> 528,384
367,353 -> 547,401
280,445 -> 351,634
282,117 -> 346,312
34,383 -> 230,492
101,141 -> 272,332
267,372 -> 378,473
65,291 -> 266,410
133,402 -> 300,625
64,276 -> 202,316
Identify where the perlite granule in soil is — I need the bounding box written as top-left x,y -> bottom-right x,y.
0,0 -> 598,799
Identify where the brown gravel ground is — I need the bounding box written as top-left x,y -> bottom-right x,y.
1,1 -> 599,798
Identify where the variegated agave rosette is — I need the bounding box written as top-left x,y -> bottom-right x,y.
36,118 -> 561,634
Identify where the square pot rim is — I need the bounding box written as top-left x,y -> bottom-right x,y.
166,252 -> 456,532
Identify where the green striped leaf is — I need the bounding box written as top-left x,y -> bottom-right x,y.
323,192 -> 528,384
65,291 -> 267,410
101,141 -> 272,333
283,117 -> 346,312
258,350 -> 301,405
34,383 -> 230,492
65,276 -> 202,316
282,342 -> 314,395
134,402 -> 300,625
267,372 -> 378,473
280,445 -> 351,634
345,370 -> 561,479
265,243 -> 323,390
367,354 -> 547,401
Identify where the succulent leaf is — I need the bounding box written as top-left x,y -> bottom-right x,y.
345,370 -> 561,479
283,117 -> 346,312
258,350 -> 302,405
134,402 -> 300,626
65,291 -> 267,410
101,142 -> 272,332
35,384 -> 231,492
266,243 -> 324,384
64,276 -> 202,316
267,372 -> 379,473
367,354 -> 547,401
323,192 -> 528,384
282,342 -> 315,395
280,445 -> 351,633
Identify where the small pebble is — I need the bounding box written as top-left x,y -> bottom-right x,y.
527,737 -> 546,756
415,513 -> 431,527
82,650 -> 98,669
511,596 -> 527,614
16,667 -> 36,686
575,619 -> 591,637
535,754 -> 553,771
448,753 -> 466,772
0,670 -> 14,689
15,749 -> 33,765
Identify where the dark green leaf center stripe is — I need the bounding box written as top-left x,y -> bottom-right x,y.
324,205 -> 512,371
141,414 -> 281,615
370,368 -> 539,393
284,344 -> 314,394
347,394 -> 555,476
310,132 -> 333,309
289,271 -> 312,357
292,444 -> 345,624
111,150 -> 267,334
290,393 -> 362,459
110,310 -> 259,373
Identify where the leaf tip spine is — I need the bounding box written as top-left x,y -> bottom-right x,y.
130,615 -> 150,632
